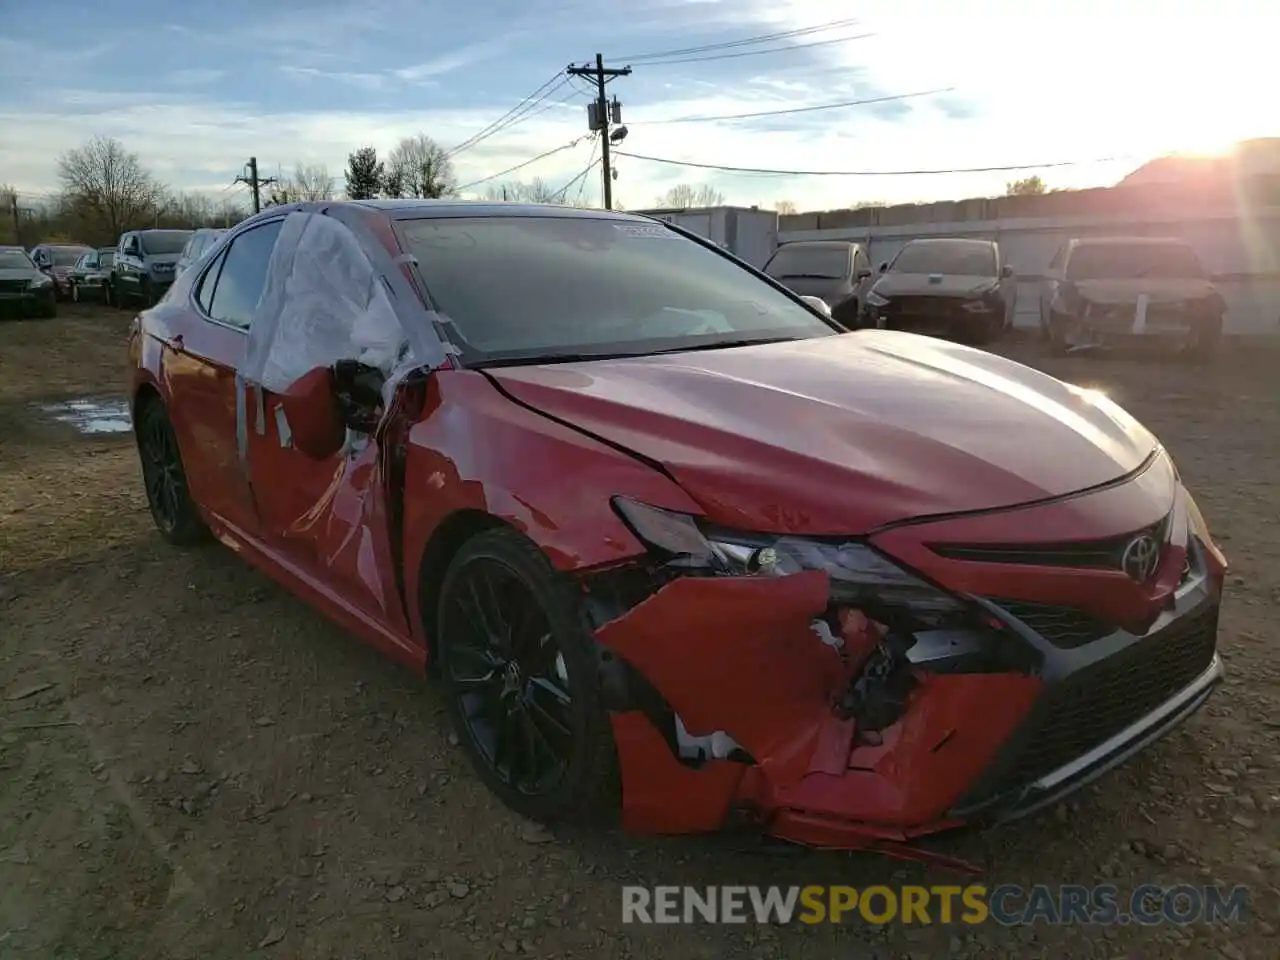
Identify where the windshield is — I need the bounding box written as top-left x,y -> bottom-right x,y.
0,250 -> 35,269
1066,242 -> 1204,280
890,240 -> 997,276
764,245 -> 850,280
140,231 -> 192,255
400,216 -> 837,364
98,250 -> 114,267
49,246 -> 90,266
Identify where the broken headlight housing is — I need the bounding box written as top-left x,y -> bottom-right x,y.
612,497 -> 965,626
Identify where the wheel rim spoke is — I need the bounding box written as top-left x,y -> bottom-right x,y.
443,557 -> 577,796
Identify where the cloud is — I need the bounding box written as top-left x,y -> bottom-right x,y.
168,68 -> 226,86
2,0 -> 1272,213
392,39 -> 510,82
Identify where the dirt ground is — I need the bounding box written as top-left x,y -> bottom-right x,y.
1,303 -> 1277,960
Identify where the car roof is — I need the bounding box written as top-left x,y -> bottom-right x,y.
775,240 -> 858,250
244,198 -> 650,223
1070,235 -> 1190,247
901,237 -> 996,246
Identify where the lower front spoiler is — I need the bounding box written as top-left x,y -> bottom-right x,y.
956,653 -> 1224,824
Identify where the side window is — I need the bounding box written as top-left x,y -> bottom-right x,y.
195,249 -> 227,314
855,249 -> 870,273
205,220 -> 283,329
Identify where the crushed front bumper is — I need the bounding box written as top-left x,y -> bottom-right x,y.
590,487 -> 1224,856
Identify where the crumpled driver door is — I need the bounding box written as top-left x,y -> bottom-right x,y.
241,382 -> 408,635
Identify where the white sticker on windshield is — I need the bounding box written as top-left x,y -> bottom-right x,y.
613,224 -> 677,239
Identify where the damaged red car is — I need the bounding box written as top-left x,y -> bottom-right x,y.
127,200 -> 1227,861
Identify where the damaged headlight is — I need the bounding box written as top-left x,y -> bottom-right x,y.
612,497 -> 964,622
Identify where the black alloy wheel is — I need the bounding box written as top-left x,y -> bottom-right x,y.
135,399 -> 207,545
437,528 -> 619,824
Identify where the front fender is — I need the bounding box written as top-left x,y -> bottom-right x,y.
400,370 -> 703,644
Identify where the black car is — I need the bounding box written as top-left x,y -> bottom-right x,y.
861,238 -> 1015,344
0,246 -> 57,319
68,248 -> 116,303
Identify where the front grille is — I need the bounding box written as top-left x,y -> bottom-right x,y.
0,279 -> 30,294
930,517 -> 1168,572
964,604 -> 1218,804
991,599 -> 1110,648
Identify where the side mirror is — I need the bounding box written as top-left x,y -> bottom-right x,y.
878,262 -> 888,273
856,267 -> 873,280
1001,264 -> 1014,279
799,295 -> 832,317
278,367 -> 346,460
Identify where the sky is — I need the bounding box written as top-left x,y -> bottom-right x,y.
0,0 -> 1273,213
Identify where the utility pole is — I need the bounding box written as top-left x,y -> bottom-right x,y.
567,55 -> 631,210
234,157 -> 277,214
7,191 -> 20,247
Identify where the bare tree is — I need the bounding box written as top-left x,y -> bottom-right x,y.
292,163 -> 334,201
774,199 -> 798,215
387,134 -> 456,199
482,178 -> 564,203
56,136 -> 164,241
654,182 -> 725,208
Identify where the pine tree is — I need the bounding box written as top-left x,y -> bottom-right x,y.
344,147 -> 384,200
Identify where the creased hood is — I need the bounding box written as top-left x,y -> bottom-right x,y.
1074,278 -> 1217,305
489,331 -> 1158,534
872,273 -> 999,299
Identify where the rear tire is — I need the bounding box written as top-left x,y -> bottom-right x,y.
135,397 -> 209,546
436,526 -> 620,827
1185,315 -> 1223,364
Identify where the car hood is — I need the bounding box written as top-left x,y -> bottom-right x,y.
769,276 -> 850,301
1073,277 -> 1217,304
872,273 -> 1000,299
0,268 -> 38,281
488,331 -> 1158,534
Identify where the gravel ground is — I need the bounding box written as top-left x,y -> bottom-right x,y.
1,304 -> 1277,959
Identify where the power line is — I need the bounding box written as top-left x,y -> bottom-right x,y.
614,16 -> 863,62
455,137 -> 589,192
550,139 -> 601,203
632,88 -> 951,125
575,137 -> 600,205
446,73 -> 572,159
637,32 -> 873,67
612,150 -> 1127,177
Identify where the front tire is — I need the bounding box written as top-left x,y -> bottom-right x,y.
436,527 -> 619,826
135,398 -> 208,545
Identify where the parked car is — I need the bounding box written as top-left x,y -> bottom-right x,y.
0,246 -> 57,318
862,238 -> 1016,343
176,228 -> 226,277
109,229 -> 192,308
128,200 -> 1226,862
67,248 -> 116,304
761,239 -> 874,327
29,242 -> 92,300
1039,236 -> 1224,359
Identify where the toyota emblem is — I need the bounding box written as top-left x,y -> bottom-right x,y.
1121,533 -> 1161,583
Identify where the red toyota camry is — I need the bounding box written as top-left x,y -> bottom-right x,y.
127,200 -> 1226,863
